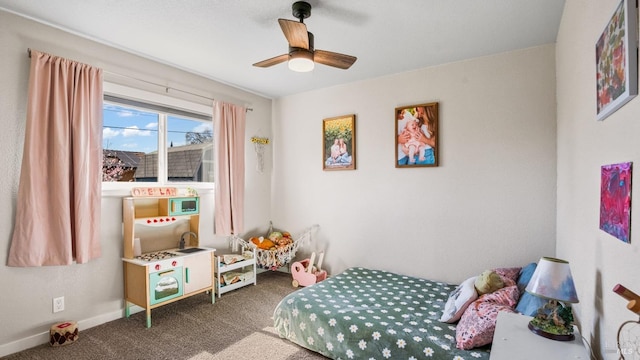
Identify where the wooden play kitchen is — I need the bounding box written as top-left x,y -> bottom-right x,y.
121,187 -> 215,328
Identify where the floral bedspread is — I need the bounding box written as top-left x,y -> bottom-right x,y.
273,267 -> 490,360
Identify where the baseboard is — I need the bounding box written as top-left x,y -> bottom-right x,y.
0,332 -> 48,358
0,308 -> 130,357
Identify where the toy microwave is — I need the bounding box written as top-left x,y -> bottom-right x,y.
169,197 -> 199,216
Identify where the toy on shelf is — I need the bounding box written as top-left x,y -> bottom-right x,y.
291,251 -> 327,287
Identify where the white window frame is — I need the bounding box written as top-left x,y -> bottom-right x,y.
102,82 -> 214,196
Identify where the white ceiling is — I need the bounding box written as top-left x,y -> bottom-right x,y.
0,0 -> 566,99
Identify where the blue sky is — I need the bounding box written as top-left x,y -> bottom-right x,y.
103,104 -> 212,153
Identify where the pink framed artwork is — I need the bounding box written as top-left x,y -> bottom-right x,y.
600,162 -> 632,243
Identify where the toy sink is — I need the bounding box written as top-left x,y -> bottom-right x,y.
175,248 -> 207,254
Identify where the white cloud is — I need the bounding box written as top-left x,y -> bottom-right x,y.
123,126 -> 152,137
146,122 -> 158,129
117,110 -> 135,117
103,127 -> 120,138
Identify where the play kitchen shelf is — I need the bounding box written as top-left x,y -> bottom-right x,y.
214,247 -> 257,297
121,189 -> 215,328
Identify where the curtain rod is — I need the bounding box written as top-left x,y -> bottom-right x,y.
27,48 -> 253,112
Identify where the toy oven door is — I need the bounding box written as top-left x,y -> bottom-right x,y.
149,267 -> 184,305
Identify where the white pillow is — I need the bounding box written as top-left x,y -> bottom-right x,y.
440,276 -> 479,323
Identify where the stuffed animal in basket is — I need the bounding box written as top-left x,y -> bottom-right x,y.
251,231 -> 293,250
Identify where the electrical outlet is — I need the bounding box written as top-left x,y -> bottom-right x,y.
53,296 -> 64,313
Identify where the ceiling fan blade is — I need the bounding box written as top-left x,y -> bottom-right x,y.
253,54 -> 289,68
314,50 -> 357,69
278,18 -> 309,49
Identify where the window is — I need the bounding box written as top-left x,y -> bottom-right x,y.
102,83 -> 214,189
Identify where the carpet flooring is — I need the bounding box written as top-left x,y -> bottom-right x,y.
4,271 -> 326,360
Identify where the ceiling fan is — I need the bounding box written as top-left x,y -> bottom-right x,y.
253,1 -> 357,72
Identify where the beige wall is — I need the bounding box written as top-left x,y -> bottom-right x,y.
557,1 -> 640,358
0,10 -> 272,356
272,45 -> 558,284
2,6 -> 562,358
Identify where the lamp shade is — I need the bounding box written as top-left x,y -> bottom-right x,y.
525,257 -> 579,303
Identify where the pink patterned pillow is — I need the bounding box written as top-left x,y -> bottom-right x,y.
493,267 -> 521,287
455,285 -> 519,350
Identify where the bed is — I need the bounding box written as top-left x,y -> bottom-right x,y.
273,267 -> 495,359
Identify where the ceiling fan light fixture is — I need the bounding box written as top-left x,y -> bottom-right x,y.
288,50 -> 314,72
254,2 -> 356,71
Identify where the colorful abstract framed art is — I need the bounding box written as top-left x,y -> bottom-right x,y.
595,0 -> 638,121
323,114 -> 356,171
600,162 -> 632,243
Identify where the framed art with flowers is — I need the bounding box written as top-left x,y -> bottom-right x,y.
595,0 -> 638,121
323,114 -> 355,171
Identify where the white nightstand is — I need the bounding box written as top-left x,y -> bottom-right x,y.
490,312 -> 589,359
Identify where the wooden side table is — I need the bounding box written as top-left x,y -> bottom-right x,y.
490,311 -> 589,359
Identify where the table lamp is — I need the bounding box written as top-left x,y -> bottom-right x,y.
525,257 -> 579,341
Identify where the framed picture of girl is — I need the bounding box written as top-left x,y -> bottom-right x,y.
395,102 -> 439,168
323,114 -> 356,171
